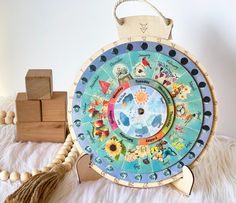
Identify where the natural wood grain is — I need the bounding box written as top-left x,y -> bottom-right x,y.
171,166 -> 194,196
16,121 -> 66,143
41,91 -> 67,121
116,16 -> 173,40
76,154 -> 101,183
16,92 -> 41,122
25,69 -> 53,100
68,36 -> 217,189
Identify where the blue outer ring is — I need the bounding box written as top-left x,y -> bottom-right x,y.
71,40 -> 214,184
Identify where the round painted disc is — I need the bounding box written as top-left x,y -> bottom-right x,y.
68,37 -> 216,188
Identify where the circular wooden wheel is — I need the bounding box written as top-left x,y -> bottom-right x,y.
68,36 -> 217,188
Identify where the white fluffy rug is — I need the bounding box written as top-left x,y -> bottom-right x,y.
0,97 -> 236,203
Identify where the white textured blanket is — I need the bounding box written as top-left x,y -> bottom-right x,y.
0,97 -> 236,203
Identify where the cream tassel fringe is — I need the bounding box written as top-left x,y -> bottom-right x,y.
5,164 -> 68,203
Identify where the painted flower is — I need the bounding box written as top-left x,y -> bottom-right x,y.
105,139 -> 122,157
179,93 -> 187,100
125,152 -> 138,162
152,152 -> 164,162
183,85 -> 191,94
136,145 -> 150,157
173,142 -> 184,151
175,125 -> 184,133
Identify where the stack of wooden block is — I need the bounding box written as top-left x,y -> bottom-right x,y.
16,69 -> 67,143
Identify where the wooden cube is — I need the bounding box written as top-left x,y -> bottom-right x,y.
16,122 -> 66,143
16,92 -> 41,122
41,91 -> 67,122
25,69 -> 53,100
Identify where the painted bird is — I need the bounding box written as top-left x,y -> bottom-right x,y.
184,113 -> 196,126
142,57 -> 152,69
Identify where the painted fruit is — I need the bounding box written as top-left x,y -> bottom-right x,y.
93,120 -> 104,128
94,129 -> 103,136
101,130 -> 109,137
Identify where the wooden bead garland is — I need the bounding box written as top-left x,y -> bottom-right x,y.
0,170 -> 10,181
56,154 -> 66,161
13,117 -> 17,124
32,169 -> 41,176
6,111 -> 15,118
0,110 -> 7,118
0,118 -> 5,125
10,172 -> 20,182
0,110 -> 15,125
62,162 -> 72,172
0,110 -> 79,182
0,111 -> 6,125
52,159 -> 63,165
58,149 -> 68,155
5,116 -> 14,124
20,172 -> 32,182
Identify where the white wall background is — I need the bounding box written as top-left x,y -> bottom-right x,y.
0,0 -> 235,137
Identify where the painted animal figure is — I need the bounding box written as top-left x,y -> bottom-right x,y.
155,67 -> 178,87
151,114 -> 163,128
162,147 -> 177,159
142,57 -> 152,69
134,63 -> 146,77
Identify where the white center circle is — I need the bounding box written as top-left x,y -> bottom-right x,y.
114,85 -> 168,138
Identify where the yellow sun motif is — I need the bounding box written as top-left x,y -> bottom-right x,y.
105,139 -> 122,157
134,90 -> 149,105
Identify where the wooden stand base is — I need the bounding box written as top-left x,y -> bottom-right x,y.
171,166 -> 194,196
75,154 -> 194,196
75,154 -> 101,183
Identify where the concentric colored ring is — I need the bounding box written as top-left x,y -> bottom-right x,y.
68,36 -> 216,188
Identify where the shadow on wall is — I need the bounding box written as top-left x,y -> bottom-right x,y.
199,24 -> 236,136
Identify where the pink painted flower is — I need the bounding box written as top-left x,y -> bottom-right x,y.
175,125 -> 184,133
125,152 -> 138,162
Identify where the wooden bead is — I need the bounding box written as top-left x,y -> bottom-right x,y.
0,170 -> 10,181
10,172 -> 20,182
13,117 -> 17,124
32,169 -> 41,176
62,145 -> 71,152
0,111 -> 6,118
62,162 -> 72,172
52,159 -> 63,164
65,141 -> 73,147
20,172 -> 31,182
46,163 -> 55,169
57,148 -> 68,156
0,118 -> 5,125
65,135 -> 72,142
55,154 -> 66,161
68,152 -> 78,160
5,116 -> 13,124
65,157 -> 75,165
7,111 -> 15,118
71,146 -> 79,155
41,167 -> 50,172
72,143 -> 78,148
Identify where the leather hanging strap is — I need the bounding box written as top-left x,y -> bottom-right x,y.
114,0 -> 174,40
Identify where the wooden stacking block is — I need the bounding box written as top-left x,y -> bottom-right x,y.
41,91 -> 67,121
16,93 -> 41,122
25,69 -> 53,100
16,122 -> 66,143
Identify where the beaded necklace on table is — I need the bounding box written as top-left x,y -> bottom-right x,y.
0,110 -> 78,182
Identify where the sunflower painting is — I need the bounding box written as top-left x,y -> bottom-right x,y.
105,137 -> 126,160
